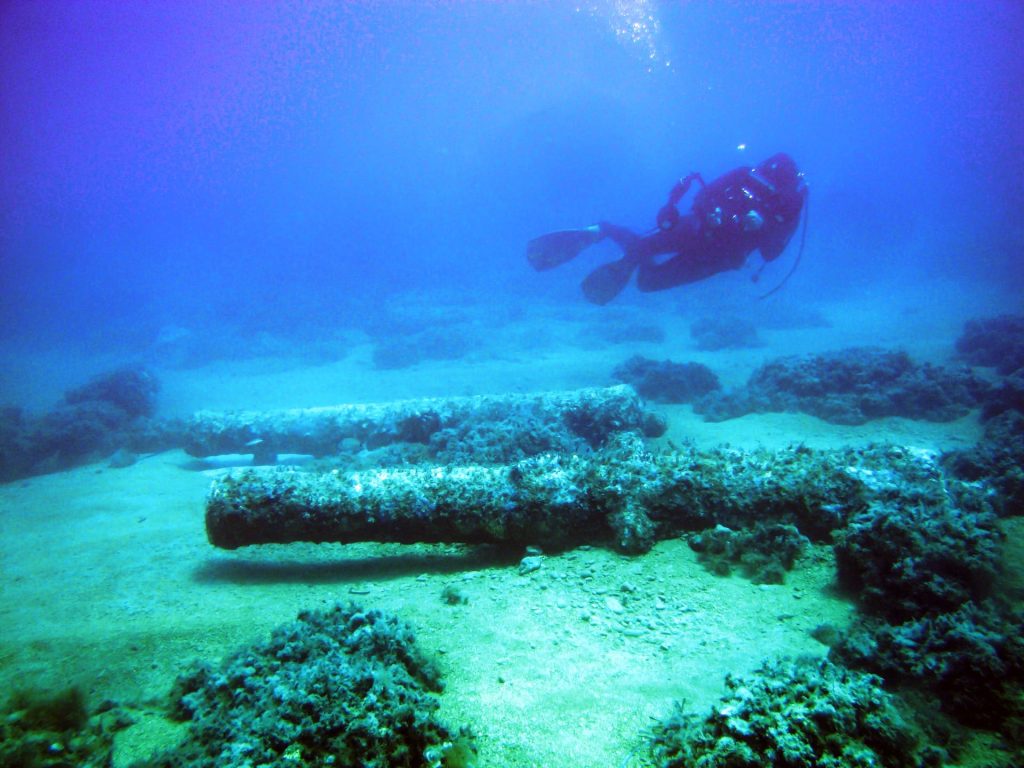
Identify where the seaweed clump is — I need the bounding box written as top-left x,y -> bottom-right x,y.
833,490 -> 1002,623
943,408 -> 1024,517
688,522 -> 808,584
648,657 -> 932,768
824,440 -> 1024,748
0,686 -> 113,768
136,604 -> 470,768
695,348 -> 989,424
833,600 -> 1024,737
611,355 -> 720,404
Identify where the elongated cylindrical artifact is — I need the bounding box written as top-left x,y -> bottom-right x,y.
206,453 -> 606,550
185,385 -> 660,459
206,439 -> 905,552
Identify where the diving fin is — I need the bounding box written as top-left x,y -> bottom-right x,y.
526,227 -> 603,271
581,257 -> 638,305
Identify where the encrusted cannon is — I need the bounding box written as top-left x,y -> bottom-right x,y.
203,438 -> 943,554
185,385 -> 662,462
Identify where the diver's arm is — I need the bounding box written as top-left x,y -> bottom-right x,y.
657,172 -> 705,230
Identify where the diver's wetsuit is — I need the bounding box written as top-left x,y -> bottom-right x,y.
601,156 -> 805,293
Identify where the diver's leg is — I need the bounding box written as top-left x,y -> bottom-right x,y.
635,254 -> 723,292
634,217 -> 722,292
582,222 -> 696,304
596,222 -> 640,257
579,222 -> 649,305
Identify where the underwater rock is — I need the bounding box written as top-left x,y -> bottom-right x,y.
30,400 -> 133,466
648,657 -> 929,768
611,355 -> 720,403
689,314 -> 762,351
441,584 -> 469,604
832,600 -> 1024,737
64,365 -> 159,418
979,367 -> 1024,421
205,438 -> 963,555
695,347 -> 989,424
0,366 -> 182,481
137,603 -> 469,768
108,447 -> 138,468
955,313 -> 1024,375
943,409 -> 1024,517
688,522 -> 809,584
0,406 -> 35,481
833,479 -> 1002,622
0,686 -> 114,768
184,384 -> 657,459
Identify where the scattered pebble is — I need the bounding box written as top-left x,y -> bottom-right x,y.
605,596 -> 625,614
519,556 -> 543,575
441,584 -> 468,605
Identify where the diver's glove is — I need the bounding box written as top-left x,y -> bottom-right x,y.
657,203 -> 680,231
658,172 -> 703,230
742,210 -> 764,231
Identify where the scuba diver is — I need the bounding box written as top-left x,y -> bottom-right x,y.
527,152 -> 808,305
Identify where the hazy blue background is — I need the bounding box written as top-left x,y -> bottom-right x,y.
2,0 -> 1022,350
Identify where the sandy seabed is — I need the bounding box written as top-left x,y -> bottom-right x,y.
1,280 -> 1019,767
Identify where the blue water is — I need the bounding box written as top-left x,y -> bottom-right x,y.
2,1 -> 1021,354
3,6 -> 1024,766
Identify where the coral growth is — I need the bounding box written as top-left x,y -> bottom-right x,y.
688,522 -> 809,583
64,366 -> 160,418
979,368 -> 1024,421
833,600 -> 1024,736
0,366 -> 181,481
943,408 -> 1024,517
955,314 -> 1024,375
137,604 -> 469,768
183,385 -> 660,462
611,355 -> 720,403
696,347 -> 989,424
0,686 -> 113,768
648,657 -> 930,768
833,460 -> 1002,622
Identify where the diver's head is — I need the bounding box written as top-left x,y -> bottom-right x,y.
756,153 -> 800,191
